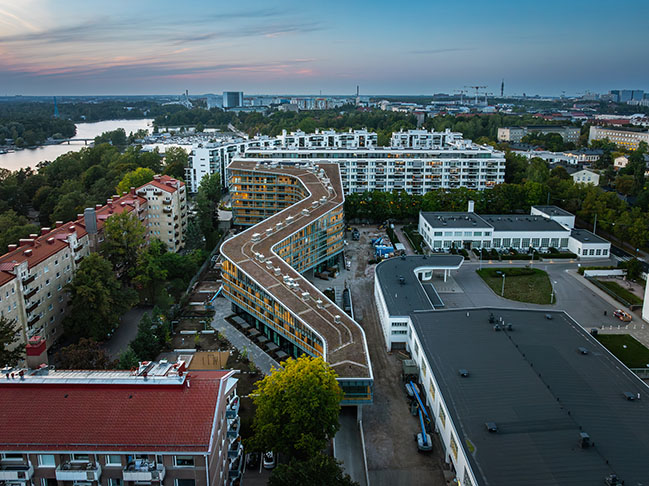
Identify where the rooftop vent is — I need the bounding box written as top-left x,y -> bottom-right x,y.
334,315 -> 341,324
274,267 -> 281,276
301,209 -> 310,216
623,391 -> 638,401
399,276 -> 406,285
485,422 -> 498,433
577,347 -> 589,355
578,432 -> 592,449
251,233 -> 261,242
458,369 -> 469,377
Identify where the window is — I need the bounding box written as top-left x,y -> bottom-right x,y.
541,238 -> 549,248
560,238 -> 569,248
492,238 -> 501,248
391,330 -> 407,335
109,479 -> 122,486
391,322 -> 408,327
596,249 -> 602,256
2,453 -> 24,461
105,455 -> 121,466
603,249 -> 608,256
71,454 -> 90,462
38,455 -> 56,467
174,456 -> 194,467
175,480 -> 195,486
434,231 -> 442,236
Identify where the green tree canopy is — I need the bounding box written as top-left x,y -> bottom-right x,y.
247,356 -> 343,460
269,453 -> 358,486
196,172 -> 222,248
117,346 -> 139,370
162,146 -> 188,179
65,253 -> 137,340
134,239 -> 169,304
0,210 -> 39,251
101,211 -> 147,279
55,338 -> 115,369
116,167 -> 155,195
0,317 -> 23,367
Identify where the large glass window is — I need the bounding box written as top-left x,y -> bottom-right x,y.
105,455 -> 122,466
541,238 -> 550,247
71,454 -> 90,462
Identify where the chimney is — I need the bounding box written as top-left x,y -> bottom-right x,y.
76,214 -> 83,219
40,227 -> 51,235
130,186 -> 136,195
26,335 -> 48,369
108,199 -> 113,209
55,221 -> 63,228
7,244 -> 17,251
84,208 -> 98,235
468,200 -> 475,213
29,233 -> 38,239
19,239 -> 33,247
95,204 -> 102,210
153,175 -> 161,181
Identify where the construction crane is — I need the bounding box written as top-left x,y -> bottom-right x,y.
454,89 -> 467,104
465,85 -> 487,105
483,92 -> 493,106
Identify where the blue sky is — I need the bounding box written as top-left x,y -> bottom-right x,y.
1,0 -> 647,96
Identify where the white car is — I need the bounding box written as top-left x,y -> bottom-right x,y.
262,451 -> 276,469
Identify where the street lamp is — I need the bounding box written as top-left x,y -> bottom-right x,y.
501,273 -> 506,297
550,280 -> 557,304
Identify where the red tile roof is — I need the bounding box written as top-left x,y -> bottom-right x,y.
142,175 -> 185,194
0,371 -> 229,452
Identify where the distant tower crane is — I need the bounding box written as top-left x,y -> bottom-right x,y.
501,79 -> 504,97
454,89 -> 467,104
465,85 -> 487,105
484,92 -> 493,105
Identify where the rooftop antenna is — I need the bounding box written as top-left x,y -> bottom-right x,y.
355,85 -> 360,106
501,79 -> 504,98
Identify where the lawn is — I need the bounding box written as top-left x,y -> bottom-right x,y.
596,334 -> 649,369
596,279 -> 643,306
477,267 -> 553,304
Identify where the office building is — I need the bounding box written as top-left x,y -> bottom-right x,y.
222,92 -> 243,109
372,262 -> 649,485
0,357 -> 242,486
497,126 -> 580,143
418,204 -> 610,258
221,160 -> 373,404
588,126 -> 649,150
0,177 -> 187,353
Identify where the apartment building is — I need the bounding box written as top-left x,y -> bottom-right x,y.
221,160 -> 373,405
497,126 -> 581,143
0,176 -> 187,354
588,125 -> 649,150
571,169 -> 600,186
137,175 -> 188,252
418,204 -> 610,258
0,358 -> 242,486
186,129 -> 505,194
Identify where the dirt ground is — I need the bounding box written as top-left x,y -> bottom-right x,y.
346,226 -> 449,486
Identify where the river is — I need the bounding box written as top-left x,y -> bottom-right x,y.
0,119 -> 153,172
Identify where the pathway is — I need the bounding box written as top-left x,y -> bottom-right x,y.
103,306 -> 150,360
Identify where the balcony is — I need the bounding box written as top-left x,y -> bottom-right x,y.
55,462 -> 102,482
173,215 -> 179,221
23,287 -> 38,300
25,300 -> 39,314
228,453 -> 243,481
163,198 -> 172,205
27,314 -> 40,326
0,463 -> 34,481
228,439 -> 243,459
162,207 -> 172,214
122,462 -> 165,482
226,395 -> 240,419
74,254 -> 84,263
227,416 -> 240,439
21,274 -> 35,285
74,243 -> 83,252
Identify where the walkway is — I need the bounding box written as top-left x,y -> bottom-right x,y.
103,306 -> 150,360
393,225 -> 415,255
334,407 -> 368,486
210,296 -> 279,375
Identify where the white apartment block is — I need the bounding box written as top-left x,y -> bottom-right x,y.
571,169 -> 600,186
0,177 -> 188,354
137,175 -> 188,252
589,125 -> 649,150
186,129 -> 504,194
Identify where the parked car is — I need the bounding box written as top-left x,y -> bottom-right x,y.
262,451 -> 276,469
613,309 -> 632,322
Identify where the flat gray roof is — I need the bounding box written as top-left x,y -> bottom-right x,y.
481,214 -> 568,232
375,255 -> 463,316
411,308 -> 649,486
420,212 -> 491,229
571,229 -> 609,245
532,205 -> 574,218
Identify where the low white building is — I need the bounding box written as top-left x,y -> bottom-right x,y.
614,155 -> 629,169
571,169 -> 600,185
419,204 -> 609,258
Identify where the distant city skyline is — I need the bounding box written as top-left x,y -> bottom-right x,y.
1,0 -> 648,96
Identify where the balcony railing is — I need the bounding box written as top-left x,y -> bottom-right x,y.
55,462 -> 102,482
163,207 -> 172,214
0,463 -> 34,481
227,416 -> 240,439
122,462 -> 165,482
23,287 -> 38,300
163,198 -> 172,205
226,395 -> 240,419
21,274 -> 35,285
25,300 -> 39,314
228,440 -> 243,459
27,314 -> 40,326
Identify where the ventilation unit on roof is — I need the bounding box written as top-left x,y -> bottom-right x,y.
399,276 -> 406,285
485,422 -> 498,433
578,432 -> 592,449
334,315 -> 341,324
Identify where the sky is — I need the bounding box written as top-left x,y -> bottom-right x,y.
1,0 -> 648,96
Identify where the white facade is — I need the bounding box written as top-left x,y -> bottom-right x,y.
571,169 -> 600,186
567,230 -> 610,259
614,155 -> 629,169
391,129 -> 468,149
498,126 -> 580,143
278,128 -> 377,149
589,126 -> 649,150
530,206 -> 575,228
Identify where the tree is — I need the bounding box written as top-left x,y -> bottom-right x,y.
130,310 -> 168,361
247,356 -> 343,460
116,167 -> 155,195
0,210 -> 39,251
196,173 -> 222,248
269,453 -> 358,486
163,146 -> 188,179
65,253 -> 137,340
615,175 -> 635,196
55,338 -> 115,369
623,258 -> 643,280
134,239 -> 169,304
101,211 -> 147,279
117,346 -> 139,369
525,158 -> 550,184
0,317 -> 23,367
